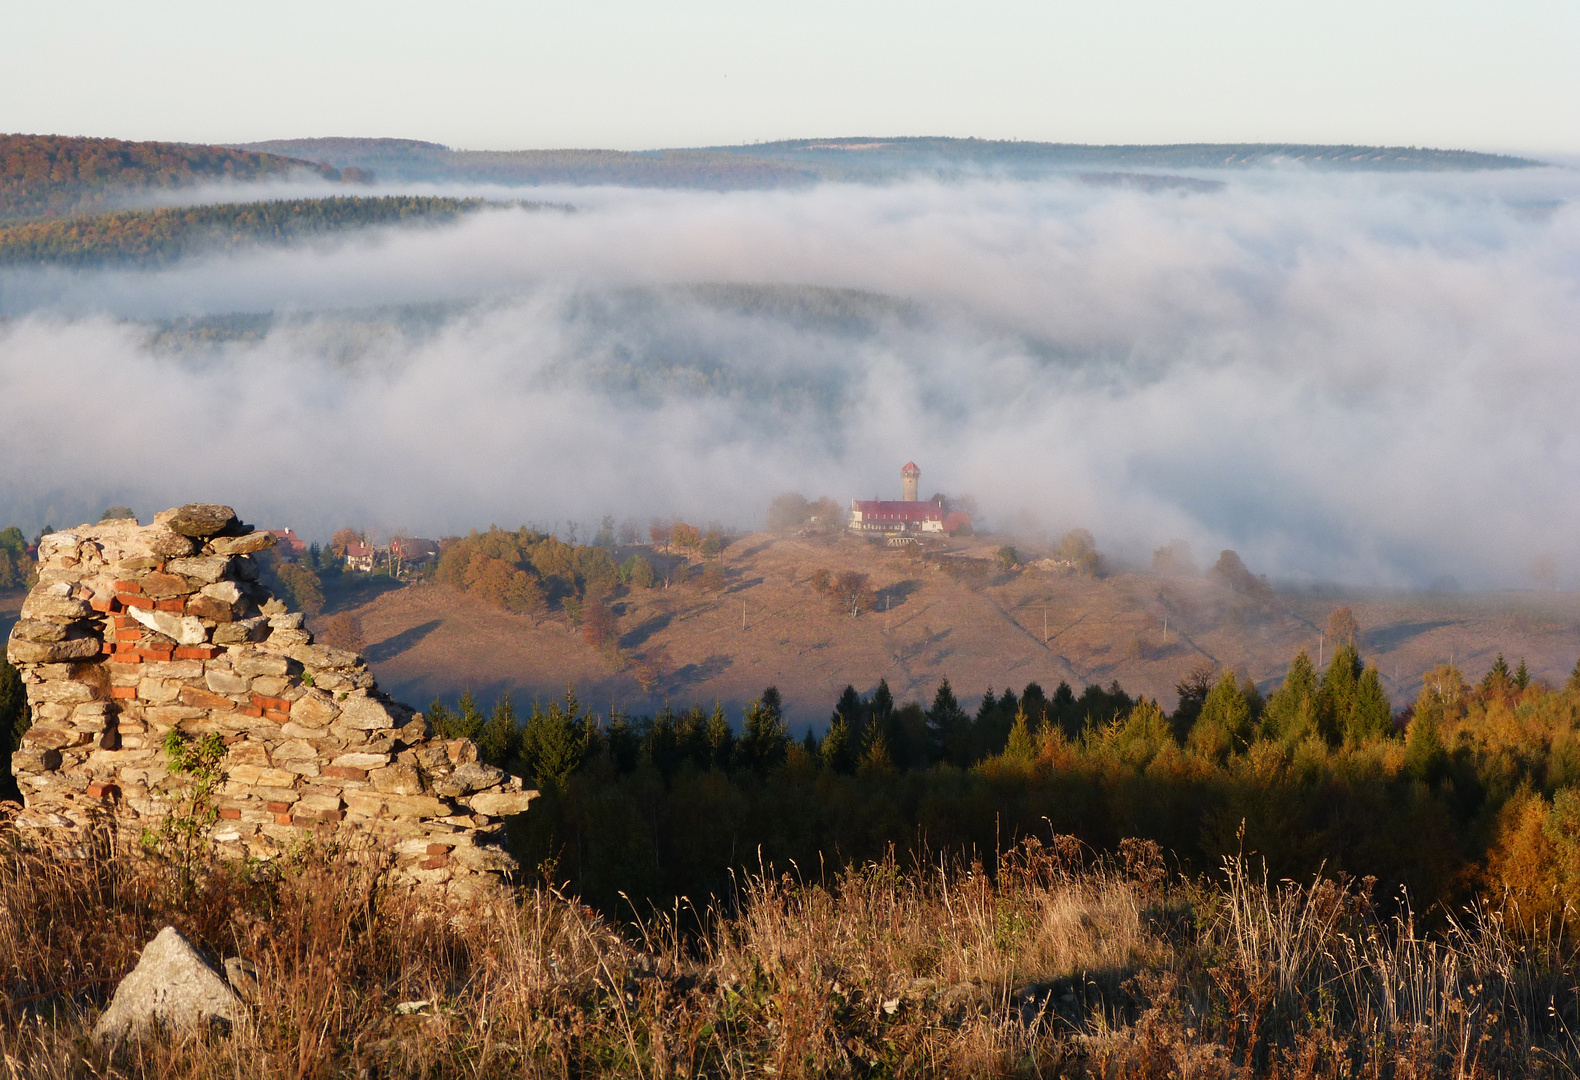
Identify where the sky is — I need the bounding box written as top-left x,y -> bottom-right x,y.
4,0 -> 1578,155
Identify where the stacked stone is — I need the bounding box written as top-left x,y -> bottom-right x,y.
6,505 -> 535,902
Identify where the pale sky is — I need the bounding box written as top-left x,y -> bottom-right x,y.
4,0 -> 1577,155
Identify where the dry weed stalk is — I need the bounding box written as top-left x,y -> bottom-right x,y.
0,823 -> 1576,1078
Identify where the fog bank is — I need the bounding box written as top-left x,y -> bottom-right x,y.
1,169 -> 1577,588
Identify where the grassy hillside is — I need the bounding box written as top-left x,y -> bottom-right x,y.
336,530 -> 1580,726
0,195 -> 493,267
0,134 -> 337,220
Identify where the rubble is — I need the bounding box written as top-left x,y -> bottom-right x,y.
6,506 -> 536,900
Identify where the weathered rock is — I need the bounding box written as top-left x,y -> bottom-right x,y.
20,592 -> 91,621
6,636 -> 101,664
339,694 -> 399,731
148,530 -> 198,558
432,762 -> 506,798
11,619 -> 69,643
465,790 -> 539,817
167,556 -> 231,583
187,594 -> 235,622
92,926 -> 246,1042
126,607 -> 209,645
137,571 -> 193,600
209,531 -> 276,555
165,503 -> 239,538
213,616 -> 270,644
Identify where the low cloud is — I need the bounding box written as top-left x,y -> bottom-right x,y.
1,167 -> 1577,588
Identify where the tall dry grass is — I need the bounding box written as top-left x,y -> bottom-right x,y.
0,820 -> 1575,1078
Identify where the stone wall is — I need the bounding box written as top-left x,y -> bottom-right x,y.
5,505 -> 535,901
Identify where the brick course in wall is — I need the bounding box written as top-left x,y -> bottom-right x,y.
5,505 -> 536,902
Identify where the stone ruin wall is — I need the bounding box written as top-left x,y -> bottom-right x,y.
5,505 -> 536,902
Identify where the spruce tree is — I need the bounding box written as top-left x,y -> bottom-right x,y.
1318,643 -> 1363,744
1003,708 -> 1035,764
1514,659 -> 1531,691
822,715 -> 856,773
1263,649 -> 1318,741
1191,671 -> 1254,757
739,688 -> 789,774
1347,666 -> 1394,744
926,679 -> 971,766
706,701 -> 734,770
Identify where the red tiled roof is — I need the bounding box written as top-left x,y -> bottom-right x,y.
853,500 -> 941,522
901,461 -> 921,473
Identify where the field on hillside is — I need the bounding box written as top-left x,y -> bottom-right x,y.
337,532 -> 1580,724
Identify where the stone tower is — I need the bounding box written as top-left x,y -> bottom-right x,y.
901,461 -> 920,502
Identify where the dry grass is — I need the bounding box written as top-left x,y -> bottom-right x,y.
0,821 -> 1576,1078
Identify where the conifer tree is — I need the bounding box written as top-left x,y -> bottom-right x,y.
738,688 -> 789,774
1347,666 -> 1394,744
1003,707 -> 1036,764
822,715 -> 856,773
1318,643 -> 1363,744
1263,649 -> 1318,741
706,701 -> 734,770
519,691 -> 590,790
1514,659 -> 1531,691
858,723 -> 893,775
1190,671 -> 1254,757
1482,653 -> 1513,695
927,679 -> 971,766
477,693 -> 520,769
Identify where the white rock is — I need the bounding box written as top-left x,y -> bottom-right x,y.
92,926 -> 246,1042
126,607 -> 209,645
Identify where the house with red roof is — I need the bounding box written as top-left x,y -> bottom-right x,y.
849,462 -> 969,535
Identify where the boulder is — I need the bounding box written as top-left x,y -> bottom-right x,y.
165,504 -> 239,538
210,531 -> 276,555
126,607 -> 209,645
92,926 -> 246,1042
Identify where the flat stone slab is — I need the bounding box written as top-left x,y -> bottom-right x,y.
93,926 -> 246,1041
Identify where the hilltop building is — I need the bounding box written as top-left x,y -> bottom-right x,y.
850,461 -> 970,535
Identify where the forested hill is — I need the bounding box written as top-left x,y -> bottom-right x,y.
0,134 -> 342,221
702,137 -> 1545,177
232,139 -> 814,189
0,196 -> 495,267
230,135 -> 1542,188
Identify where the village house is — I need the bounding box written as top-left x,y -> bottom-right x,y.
849,462 -> 971,536
343,542 -> 376,572
266,528 -> 308,561
390,536 -> 439,565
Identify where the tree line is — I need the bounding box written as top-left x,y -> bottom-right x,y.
414,638 -> 1580,927
0,134 -> 334,220
0,196 -> 488,266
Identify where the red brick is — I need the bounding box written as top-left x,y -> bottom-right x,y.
177,685 -> 235,710
266,801 -> 292,814
274,813 -> 294,826
101,641 -> 114,655
137,650 -> 173,663
117,594 -> 153,609
111,686 -> 137,699
154,598 -> 185,612
419,855 -> 450,870
114,641 -> 138,653
90,599 -> 114,613
112,580 -> 143,594
108,653 -> 141,665
86,782 -> 116,799
115,628 -> 142,641
425,843 -> 448,856
218,808 -> 242,820
323,766 -> 366,780
112,615 -> 137,628
264,709 -> 290,723
251,695 -> 292,713
174,645 -> 221,660
239,705 -> 263,718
